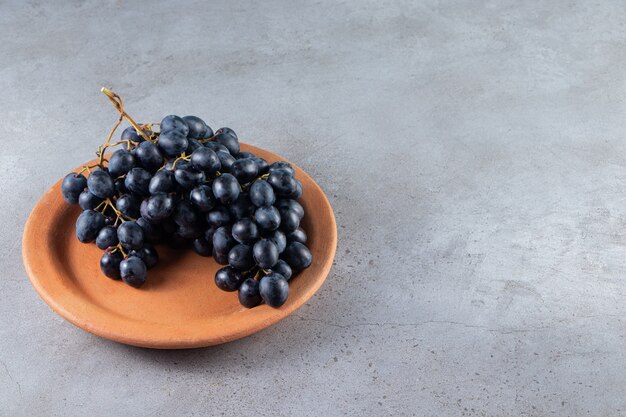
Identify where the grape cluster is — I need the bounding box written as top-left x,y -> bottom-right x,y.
60,89 -> 312,309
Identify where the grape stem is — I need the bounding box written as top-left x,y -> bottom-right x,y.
112,243 -> 127,258
170,153 -> 191,169
77,163 -> 101,175
98,198 -> 135,225
101,87 -> 153,143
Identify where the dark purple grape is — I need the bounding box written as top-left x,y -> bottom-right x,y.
230,158 -> 258,183
214,128 -> 240,155
287,180 -> 303,199
279,209 -> 301,233
217,127 -> 237,139
116,194 -> 140,219
61,173 -> 87,204
115,178 -> 127,194
148,170 -> 175,194
255,206 -> 281,231
190,147 -> 220,174
185,138 -> 203,154
275,199 -> 304,219
160,115 -> 189,136
216,151 -> 236,173
287,227 -> 307,244
212,173 -> 240,205
78,190 -> 103,210
271,259 -> 293,281
182,115 -> 209,139
259,272 -> 289,307
266,229 -> 287,253
205,142 -> 229,154
253,157 -> 270,175
124,167 -> 152,196
213,226 -> 236,254
214,266 -> 244,292
96,225 -> 118,250
253,239 -> 279,269
189,185 -> 216,212
176,223 -> 204,239
144,193 -> 175,222
238,278 -> 262,308
75,209 -> 106,243
249,180 -> 275,207
100,250 -> 123,280
268,161 -> 295,176
231,218 -> 259,244
117,220 -> 145,250
237,151 -> 256,159
205,226 -> 217,242
120,256 -> 147,288
136,217 -> 162,242
135,141 -> 164,172
108,149 -> 135,178
87,170 -> 116,199
282,242 -> 312,271
158,129 -> 188,157
228,244 -> 254,270
129,245 -> 159,269
267,169 -> 297,196
174,161 -> 205,189
206,206 -> 232,228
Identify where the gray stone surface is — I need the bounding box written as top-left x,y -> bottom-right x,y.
1,0 -> 625,415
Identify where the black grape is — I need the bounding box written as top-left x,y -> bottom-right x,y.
61,173 -> 87,204
253,239 -> 279,269
120,256 -> 147,288
160,115 -> 189,136
212,173 -> 240,205
75,210 -> 106,243
214,266 -> 244,292
96,225 -> 118,250
259,272 -> 289,307
117,220 -> 145,250
228,244 -> 254,270
100,250 -> 123,280
238,278 -> 262,308
87,170 -> 116,199
282,242 -> 312,271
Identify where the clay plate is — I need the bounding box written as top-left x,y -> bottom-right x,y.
22,144 -> 337,349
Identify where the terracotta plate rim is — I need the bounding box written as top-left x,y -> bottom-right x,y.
22,143 -> 337,349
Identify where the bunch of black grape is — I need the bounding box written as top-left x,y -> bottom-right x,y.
61,108 -> 312,309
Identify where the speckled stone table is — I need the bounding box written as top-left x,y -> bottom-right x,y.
1,1 -> 625,415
